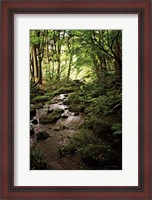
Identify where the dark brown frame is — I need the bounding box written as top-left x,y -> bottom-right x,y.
1,0 -> 151,199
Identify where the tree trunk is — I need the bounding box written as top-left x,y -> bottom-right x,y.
32,46 -> 38,82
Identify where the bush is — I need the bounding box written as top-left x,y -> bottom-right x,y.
30,146 -> 48,170
32,95 -> 50,103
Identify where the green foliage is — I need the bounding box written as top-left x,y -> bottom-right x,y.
32,95 -> 50,103
60,129 -> 100,155
60,129 -> 117,168
111,123 -> 122,135
30,146 -> 47,170
39,113 -> 62,124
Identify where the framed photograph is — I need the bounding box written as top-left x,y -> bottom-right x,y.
1,0 -> 151,199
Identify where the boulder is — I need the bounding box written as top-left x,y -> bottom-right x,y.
31,119 -> 38,125
30,126 -> 35,136
68,104 -> 85,112
39,113 -> 61,124
93,121 -> 113,139
30,108 -> 36,120
73,112 -> 79,116
54,108 -> 64,114
63,100 -> 71,105
36,131 -> 49,141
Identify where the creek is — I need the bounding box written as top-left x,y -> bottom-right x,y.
30,93 -> 85,169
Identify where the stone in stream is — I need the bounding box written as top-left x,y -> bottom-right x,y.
30,126 -> 35,136
62,114 -> 68,118
48,108 -> 54,114
73,112 -> 79,116
68,104 -> 85,112
39,113 -> 62,124
31,119 -> 38,125
36,131 -> 49,141
63,100 -> 71,105
54,108 -> 64,114
30,108 -> 36,120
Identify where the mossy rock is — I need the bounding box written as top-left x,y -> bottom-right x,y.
33,103 -> 43,109
36,131 -> 49,141
92,120 -> 113,139
30,126 -> 35,136
61,114 -> 68,118
33,95 -> 50,103
39,113 -> 61,124
73,112 -> 79,116
31,119 -> 38,125
82,145 -> 117,168
48,108 -> 54,114
63,100 -> 71,105
30,107 -> 36,120
54,108 -> 64,114
68,104 -> 85,112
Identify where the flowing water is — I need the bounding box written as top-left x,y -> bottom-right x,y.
30,93 -> 85,169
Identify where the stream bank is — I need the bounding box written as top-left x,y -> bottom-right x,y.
30,93 -> 85,170
30,80 -> 122,170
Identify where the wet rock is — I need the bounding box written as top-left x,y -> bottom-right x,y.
54,108 -> 64,114
39,113 -> 62,124
68,105 -> 85,112
48,108 -> 54,114
30,126 -> 35,136
34,103 -> 43,109
73,112 -> 79,116
62,114 -> 68,118
63,100 -> 71,105
30,107 -> 36,120
53,125 -> 68,131
36,131 -> 49,141
31,119 -> 38,125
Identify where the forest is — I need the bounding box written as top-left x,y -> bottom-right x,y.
30,30 -> 122,170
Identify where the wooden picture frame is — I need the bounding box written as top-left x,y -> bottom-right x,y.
1,0 -> 151,199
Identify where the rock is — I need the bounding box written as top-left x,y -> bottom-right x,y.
68,105 -> 85,112
31,119 -> 38,125
54,108 -> 64,113
36,131 -> 49,141
93,121 -> 113,139
30,126 -> 35,136
30,108 -> 36,120
73,112 -> 79,116
62,114 -> 68,118
53,125 -> 68,131
48,108 -> 54,114
63,100 -> 71,105
39,113 -> 62,124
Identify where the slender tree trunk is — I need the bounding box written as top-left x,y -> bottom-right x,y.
114,40 -> 122,76
32,46 -> 38,82
56,31 -> 61,80
67,56 -> 72,82
37,55 -> 42,84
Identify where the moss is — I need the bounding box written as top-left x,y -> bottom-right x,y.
39,113 -> 62,124
68,104 -> 85,112
36,131 -> 49,141
33,95 -> 50,103
30,146 -> 48,170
